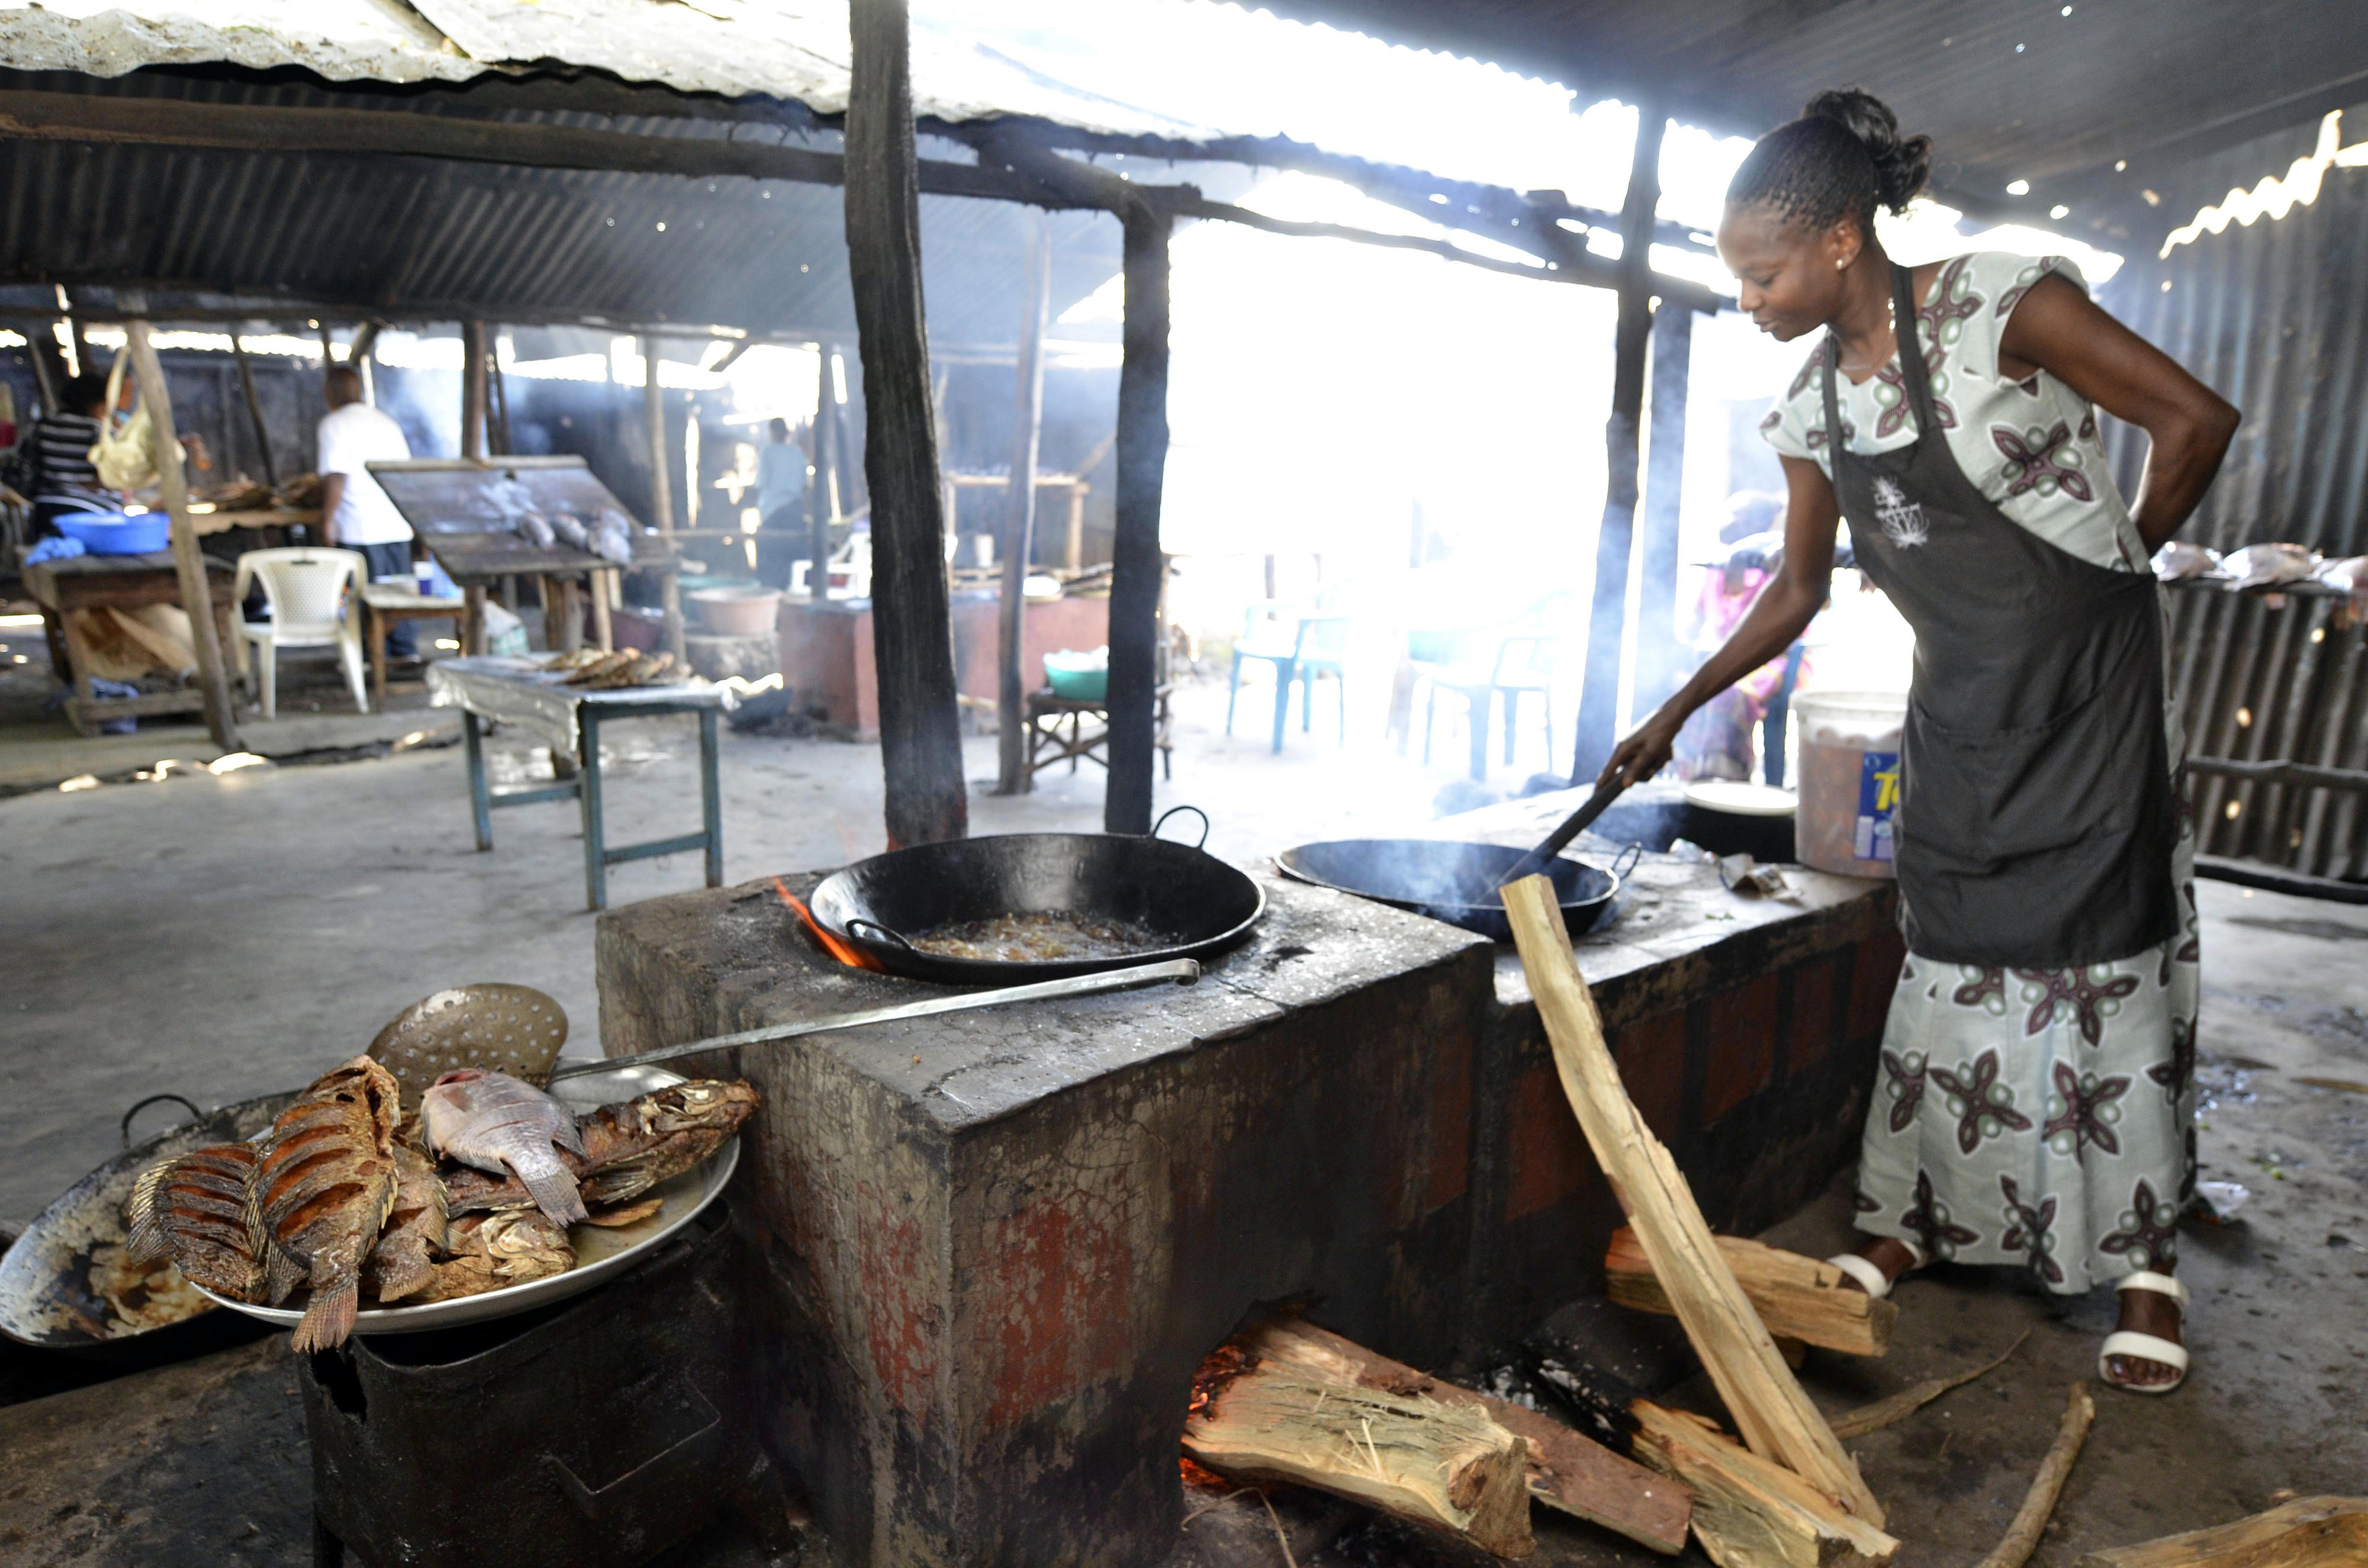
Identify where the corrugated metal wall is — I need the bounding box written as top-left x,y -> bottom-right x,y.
2099,100 -> 2368,881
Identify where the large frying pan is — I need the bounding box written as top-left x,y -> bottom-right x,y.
1276,838 -> 1640,942
806,807 -> 1266,984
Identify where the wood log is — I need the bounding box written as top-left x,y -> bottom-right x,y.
461,320 -> 489,458
1630,1402 -> 1897,1568
230,334 -> 277,485
121,315 -> 238,750
1973,1382 -> 2093,1568
1605,1226 -> 1898,1357
2077,1497 -> 2368,1568
809,347 -> 837,597
994,210 -> 1051,794
1502,877 -> 1883,1525
1102,195 -> 1172,834
1242,1317 -> 1690,1555
847,0 -> 967,847
641,336 -> 688,662
1183,1339 -> 1534,1559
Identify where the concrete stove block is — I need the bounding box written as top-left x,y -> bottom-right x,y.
597,872 -> 1493,1568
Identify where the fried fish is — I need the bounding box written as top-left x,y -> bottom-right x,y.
440,1079 -> 758,1216
420,1069 -> 588,1226
250,1056 -> 401,1353
406,1209 -> 576,1303
363,1143 -> 449,1304
126,1143 -> 266,1303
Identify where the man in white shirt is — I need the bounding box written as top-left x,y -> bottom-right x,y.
315,367 -> 418,658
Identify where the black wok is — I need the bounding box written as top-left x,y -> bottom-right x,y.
1,1090 -> 292,1362
807,807 -> 1266,983
1276,838 -> 1640,942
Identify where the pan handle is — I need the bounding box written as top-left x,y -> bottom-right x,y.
1150,804 -> 1210,849
1609,842 -> 1645,881
844,917 -> 916,952
121,1093 -> 202,1148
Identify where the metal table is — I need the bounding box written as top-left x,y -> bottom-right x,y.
427,656 -> 730,911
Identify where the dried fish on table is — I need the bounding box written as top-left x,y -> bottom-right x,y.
561,649 -> 638,685
406,1209 -> 577,1303
126,1142 -> 266,1302
250,1056 -> 403,1352
516,510 -> 557,550
422,1068 -> 590,1226
586,651 -> 675,690
443,1079 -> 758,1216
363,1143 -> 451,1303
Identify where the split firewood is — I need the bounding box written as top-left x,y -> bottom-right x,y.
1605,1226 -> 1897,1357
1629,1401 -> 1898,1568
1502,877 -> 1884,1526
1240,1317 -> 1689,1555
1829,1332 -> 2029,1440
2076,1496 -> 2368,1567
1182,1335 -> 1535,1559
1972,1382 -> 2094,1568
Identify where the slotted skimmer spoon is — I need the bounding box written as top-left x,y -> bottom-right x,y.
368,983 -> 571,1103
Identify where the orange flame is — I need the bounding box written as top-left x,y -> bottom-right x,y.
773,877 -> 886,971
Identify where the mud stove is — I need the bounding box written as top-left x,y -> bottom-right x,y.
594,851 -> 1903,1566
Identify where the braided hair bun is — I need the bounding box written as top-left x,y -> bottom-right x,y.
1727,86 -> 1933,235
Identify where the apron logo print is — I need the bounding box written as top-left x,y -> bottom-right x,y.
1871,474 -> 1930,548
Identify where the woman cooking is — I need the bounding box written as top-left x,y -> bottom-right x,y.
1604,89 -> 2237,1393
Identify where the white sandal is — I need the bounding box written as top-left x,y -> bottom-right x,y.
2099,1270 -> 2190,1395
1826,1238 -> 1927,1299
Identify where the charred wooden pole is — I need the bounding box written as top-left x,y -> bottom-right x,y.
25,324 -> 59,413
461,320 -> 489,459
846,0 -> 967,846
1105,195 -> 1173,835
1570,107 -> 1666,785
1632,303 -> 1693,716
318,322 -> 336,400
122,313 -> 238,749
808,347 -> 835,596
230,335 -> 277,485
642,335 -> 688,662
995,211 -> 1053,794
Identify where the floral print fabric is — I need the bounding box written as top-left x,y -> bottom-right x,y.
1855,816 -> 2200,1293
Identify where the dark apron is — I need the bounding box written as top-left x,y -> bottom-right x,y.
1820,263 -> 2178,967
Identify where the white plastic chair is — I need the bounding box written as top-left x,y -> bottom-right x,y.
230,548 -> 369,718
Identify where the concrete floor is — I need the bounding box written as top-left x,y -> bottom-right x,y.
2,640 -> 2364,1566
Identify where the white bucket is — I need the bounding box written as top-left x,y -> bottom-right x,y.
1791,690 -> 1908,879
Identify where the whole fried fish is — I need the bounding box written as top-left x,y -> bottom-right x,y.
363,1144 -> 449,1304
420,1069 -> 588,1226
126,1143 -> 266,1303
250,1057 -> 402,1353
406,1210 -> 576,1304
442,1079 -> 758,1217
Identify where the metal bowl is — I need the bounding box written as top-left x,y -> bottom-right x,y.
191,1063 -> 739,1337
1276,838 -> 1636,942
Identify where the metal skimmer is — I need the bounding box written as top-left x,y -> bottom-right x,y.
367,984 -> 570,1102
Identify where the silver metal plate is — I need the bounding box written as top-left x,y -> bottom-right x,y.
191,1063 -> 738,1337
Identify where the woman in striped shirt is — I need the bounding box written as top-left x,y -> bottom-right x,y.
21,371 -> 116,536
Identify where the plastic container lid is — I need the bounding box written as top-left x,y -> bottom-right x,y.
1684,780 -> 1798,817
1791,688 -> 1908,746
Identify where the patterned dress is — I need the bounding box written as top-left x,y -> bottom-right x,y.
1763,252 -> 2198,1293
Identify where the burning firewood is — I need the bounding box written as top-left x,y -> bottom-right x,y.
1603,1226 -> 1899,1358
1629,1401 -> 1899,1568
1182,1330 -> 1536,1559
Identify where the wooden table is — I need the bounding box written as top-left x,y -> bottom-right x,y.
358,584 -> 467,707
1024,684 -> 1173,786
22,551 -> 238,736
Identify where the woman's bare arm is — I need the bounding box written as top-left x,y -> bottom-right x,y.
1998,273 -> 2237,552
1599,452 -> 1839,786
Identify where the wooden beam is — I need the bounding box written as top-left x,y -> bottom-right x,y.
1605,1226 -> 1897,1357
229,335 -> 276,485
2077,1496 -> 2368,1568
1501,875 -> 1883,1525
1571,107 -> 1667,784
642,335 -> 688,662
995,210 -> 1052,795
1183,1337 -> 1534,1558
1103,197 -> 1172,835
1630,1402 -> 1897,1568
460,320 -> 489,459
846,0 -> 967,847
121,316 -> 237,749
1632,304 -> 1692,715
1245,1318 -> 1690,1554
809,347 -> 836,597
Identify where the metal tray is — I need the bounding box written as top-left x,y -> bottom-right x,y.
192,1064 -> 739,1337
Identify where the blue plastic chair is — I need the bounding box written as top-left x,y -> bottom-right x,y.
1422,632 -> 1560,780
1227,600 -> 1349,753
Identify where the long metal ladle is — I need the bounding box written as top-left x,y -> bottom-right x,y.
545,957 -> 1202,1082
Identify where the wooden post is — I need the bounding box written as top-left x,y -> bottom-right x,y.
1571,105 -> 1666,785
995,211 -> 1052,794
809,347 -> 836,596
1633,303 -> 1692,716
25,325 -> 60,414
461,320 -> 489,459
490,334 -> 513,456
122,316 -> 238,749
845,0 -> 967,846
1104,197 -> 1173,835
230,335 -> 277,485
643,334 -> 688,661
318,322 -> 336,399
